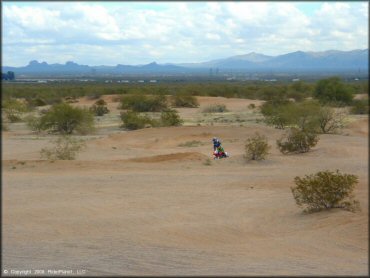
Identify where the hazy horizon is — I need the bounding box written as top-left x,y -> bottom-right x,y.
3,48 -> 368,68
2,1 -> 368,67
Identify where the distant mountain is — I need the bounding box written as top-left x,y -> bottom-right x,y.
178,49 -> 368,71
2,49 -> 368,76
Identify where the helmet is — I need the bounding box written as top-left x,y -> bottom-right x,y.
212,137 -> 217,142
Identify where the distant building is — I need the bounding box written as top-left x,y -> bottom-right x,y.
292,78 -> 300,82
149,80 -> 157,83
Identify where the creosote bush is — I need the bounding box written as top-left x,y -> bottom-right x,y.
202,104 -> 228,113
291,170 -> 360,213
121,108 -> 184,130
90,99 -> 109,116
171,94 -> 199,108
160,109 -> 183,126
40,135 -> 85,160
313,77 -> 354,105
316,106 -> 345,134
34,102 -> 95,134
120,111 -> 153,130
119,94 -> 168,112
350,99 -> 369,115
260,99 -> 293,129
277,128 -> 318,154
2,98 -> 30,122
245,133 -> 270,161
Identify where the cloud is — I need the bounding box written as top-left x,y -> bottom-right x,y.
2,2 -> 368,66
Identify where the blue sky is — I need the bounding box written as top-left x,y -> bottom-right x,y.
2,1 -> 368,66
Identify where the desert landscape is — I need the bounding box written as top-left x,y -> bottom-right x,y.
2,95 -> 368,276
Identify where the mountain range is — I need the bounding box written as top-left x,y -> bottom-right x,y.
3,49 -> 368,76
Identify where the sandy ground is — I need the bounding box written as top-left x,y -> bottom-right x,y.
2,96 -> 369,276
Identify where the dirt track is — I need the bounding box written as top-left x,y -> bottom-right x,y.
2,96 -> 368,276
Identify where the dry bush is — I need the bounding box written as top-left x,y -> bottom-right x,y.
90,99 -> 109,116
40,136 -> 85,160
119,94 -> 168,112
120,111 -> 153,130
316,107 -> 346,134
160,109 -> 183,126
171,94 -> 199,108
2,98 -> 29,122
245,133 -> 270,161
350,99 -> 369,115
291,170 -> 360,213
202,104 -> 229,113
277,128 -> 318,154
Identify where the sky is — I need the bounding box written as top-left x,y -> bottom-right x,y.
2,1 -> 369,66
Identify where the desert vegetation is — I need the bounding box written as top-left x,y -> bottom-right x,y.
171,94 -> 199,108
277,128 -> 319,154
40,135 -> 86,160
202,104 -> 229,113
313,77 -> 354,105
160,109 -> 183,126
3,77 -> 367,276
120,111 -> 153,130
2,98 -> 30,122
28,102 -> 95,134
350,99 -> 369,115
291,170 -> 360,213
90,99 -> 110,116
244,133 -> 270,161
119,94 -> 168,112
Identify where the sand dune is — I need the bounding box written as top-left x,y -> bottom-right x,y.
2,96 -> 368,276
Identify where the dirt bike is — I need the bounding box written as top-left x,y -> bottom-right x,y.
213,149 -> 229,159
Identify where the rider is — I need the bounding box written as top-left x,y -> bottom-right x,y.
212,137 -> 221,151
212,137 -> 228,158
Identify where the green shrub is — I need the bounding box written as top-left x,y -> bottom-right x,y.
171,94 -> 199,108
90,104 -> 109,116
313,77 -> 354,105
89,99 -> 109,116
291,170 -> 360,213
120,111 -> 153,130
29,98 -> 47,107
37,103 -> 94,134
25,115 -> 43,133
292,101 -> 322,132
260,100 -> 294,129
202,104 -> 228,113
350,99 -> 369,114
245,133 -> 270,161
65,96 -> 78,103
2,98 -> 29,122
277,128 -> 319,154
40,135 -> 85,160
160,109 -> 183,126
316,106 -> 346,134
266,102 -> 346,134
119,94 -> 168,112
94,99 -> 107,106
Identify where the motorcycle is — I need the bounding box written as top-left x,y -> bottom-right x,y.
213,149 -> 229,159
